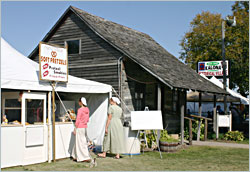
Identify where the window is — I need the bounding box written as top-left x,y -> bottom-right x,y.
172,90 -> 178,114
163,87 -> 173,114
1,92 -> 22,124
66,39 -> 80,55
26,99 -> 44,125
134,83 -> 145,111
4,99 -> 21,123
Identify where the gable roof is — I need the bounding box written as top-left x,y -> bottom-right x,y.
29,6 -> 227,95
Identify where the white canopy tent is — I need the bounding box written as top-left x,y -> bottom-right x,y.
1,38 -> 112,167
209,76 -> 249,105
1,38 -> 112,93
1,37 -> 112,143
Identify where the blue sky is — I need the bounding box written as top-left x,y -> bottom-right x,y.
1,1 -> 235,58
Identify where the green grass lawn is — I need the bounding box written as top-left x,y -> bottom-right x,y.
2,146 -> 249,171
215,139 -> 249,145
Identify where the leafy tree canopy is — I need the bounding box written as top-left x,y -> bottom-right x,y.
180,1 -> 249,96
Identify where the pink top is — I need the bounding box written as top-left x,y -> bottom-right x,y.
75,107 -> 89,128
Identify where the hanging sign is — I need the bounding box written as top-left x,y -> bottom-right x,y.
39,42 -> 68,82
198,60 -> 229,77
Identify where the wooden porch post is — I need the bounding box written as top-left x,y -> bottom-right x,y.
189,119 -> 192,145
180,90 -> 186,145
213,95 -> 217,132
181,103 -> 184,145
204,119 -> 208,141
197,92 -> 202,141
157,84 -> 162,144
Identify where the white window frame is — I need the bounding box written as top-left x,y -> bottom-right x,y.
21,92 -> 47,126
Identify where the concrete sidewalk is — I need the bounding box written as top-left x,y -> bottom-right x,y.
192,140 -> 249,149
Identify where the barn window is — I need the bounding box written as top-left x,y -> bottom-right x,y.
65,39 -> 80,55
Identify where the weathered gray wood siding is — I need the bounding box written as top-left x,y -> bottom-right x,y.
30,11 -> 122,91
121,57 -> 181,133
162,87 -> 186,133
121,57 -> 157,116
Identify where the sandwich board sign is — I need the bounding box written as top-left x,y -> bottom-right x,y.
39,42 -> 68,82
131,111 -> 163,130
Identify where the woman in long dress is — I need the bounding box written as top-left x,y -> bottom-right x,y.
98,97 -> 125,159
72,97 -> 95,164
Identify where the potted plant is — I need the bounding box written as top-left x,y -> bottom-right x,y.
159,130 -> 180,152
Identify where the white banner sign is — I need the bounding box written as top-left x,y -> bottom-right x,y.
39,42 -> 68,82
198,60 -> 229,77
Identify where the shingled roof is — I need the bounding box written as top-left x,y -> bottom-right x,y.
29,6 -> 227,95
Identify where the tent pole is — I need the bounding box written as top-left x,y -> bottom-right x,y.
52,82 -> 56,162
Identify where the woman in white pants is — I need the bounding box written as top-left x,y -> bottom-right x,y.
72,97 -> 95,165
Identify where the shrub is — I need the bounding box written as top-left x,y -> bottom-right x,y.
160,137 -> 179,143
208,132 -> 224,140
224,131 -> 244,141
160,129 -> 171,140
184,119 -> 204,140
145,131 -> 156,148
141,129 -> 174,148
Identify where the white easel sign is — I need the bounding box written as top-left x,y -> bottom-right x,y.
39,42 -> 68,82
130,110 -> 163,159
131,111 -> 163,130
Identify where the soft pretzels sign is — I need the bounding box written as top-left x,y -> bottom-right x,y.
39,42 -> 68,82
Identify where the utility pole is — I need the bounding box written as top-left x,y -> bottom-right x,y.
221,20 -> 227,114
221,16 -> 236,114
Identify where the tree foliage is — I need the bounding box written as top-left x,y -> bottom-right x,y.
180,2 -> 249,96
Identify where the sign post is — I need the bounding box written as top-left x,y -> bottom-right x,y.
216,111 -> 232,139
52,82 -> 56,162
198,60 -> 230,117
39,42 -> 68,162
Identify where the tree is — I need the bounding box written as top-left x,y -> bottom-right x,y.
227,1 -> 249,96
179,2 -> 249,96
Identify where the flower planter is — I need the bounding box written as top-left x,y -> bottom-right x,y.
159,140 -> 180,152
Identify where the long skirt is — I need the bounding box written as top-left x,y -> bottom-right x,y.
103,118 -> 125,154
71,128 -> 90,162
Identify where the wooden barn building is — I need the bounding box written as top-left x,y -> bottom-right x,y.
29,6 -> 227,133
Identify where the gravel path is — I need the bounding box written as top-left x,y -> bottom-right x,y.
192,141 -> 249,149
